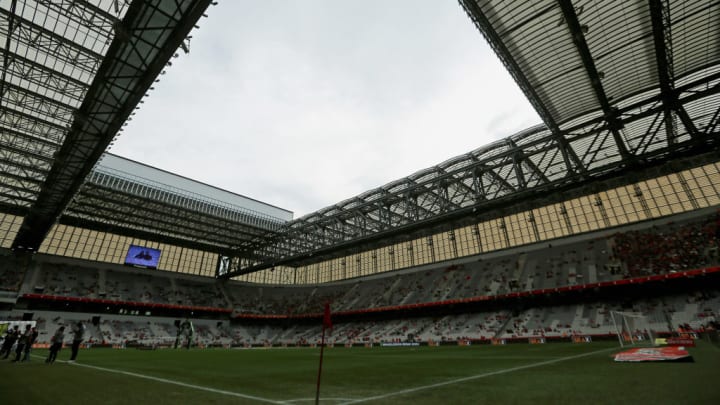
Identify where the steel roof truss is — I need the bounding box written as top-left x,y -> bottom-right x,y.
6,52 -> 90,96
0,187 -> 34,205
557,0 -> 631,160
707,105 -> 720,135
36,0 -> 120,33
2,103 -> 68,135
3,83 -> 76,128
508,139 -> 551,187
0,129 -> 57,161
0,151 -> 50,178
77,183 -> 266,241
1,109 -> 66,144
71,194 -> 251,247
0,8 -> 103,75
0,181 -> 31,197
459,0 -> 586,175
633,110 -> 667,156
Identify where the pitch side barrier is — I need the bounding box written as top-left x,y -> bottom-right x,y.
16,267 -> 720,320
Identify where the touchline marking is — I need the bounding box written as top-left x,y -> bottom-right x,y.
339,347 -> 617,404
32,355 -> 282,404
279,398 -> 357,403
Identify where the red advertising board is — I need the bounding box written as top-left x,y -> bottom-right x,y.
614,347 -> 693,362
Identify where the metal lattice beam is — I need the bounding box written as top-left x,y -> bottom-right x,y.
648,0 -> 700,143
0,7 -> 104,75
0,0 -> 18,110
557,0 -> 631,160
3,82 -> 77,128
459,0 -> 586,175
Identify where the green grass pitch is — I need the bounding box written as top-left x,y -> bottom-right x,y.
1,341 -> 718,404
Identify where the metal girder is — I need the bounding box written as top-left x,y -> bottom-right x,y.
35,0 -> 120,32
66,196 -> 239,246
0,137 -> 52,173
0,153 -> 50,180
4,53 -> 91,99
459,0 -> 585,175
0,182 -> 41,204
557,0 -> 631,160
3,82 -> 77,129
0,108 -> 67,145
11,0 -> 213,252
85,170 -> 284,231
649,0 -> 677,145
479,163 -> 516,195
59,215 -> 232,257
238,162 -> 522,265
562,71 -> 720,138
0,125 -> 60,155
72,182 -> 271,244
648,0 -> 700,143
1,104 -> 68,135
0,0 -> 17,109
508,139 -> 550,187
0,171 -> 42,193
0,7 -> 104,76
708,106 -> 720,135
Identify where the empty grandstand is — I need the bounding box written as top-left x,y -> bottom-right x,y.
1,0 -> 719,404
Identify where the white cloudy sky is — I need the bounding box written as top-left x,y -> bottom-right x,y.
109,0 -> 540,218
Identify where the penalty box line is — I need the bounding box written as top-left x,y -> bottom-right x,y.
52,358 -> 283,404
339,346 -> 617,404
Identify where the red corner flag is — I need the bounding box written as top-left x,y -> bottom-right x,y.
323,302 -> 332,330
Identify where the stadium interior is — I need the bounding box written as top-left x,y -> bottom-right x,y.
1,0 -> 719,402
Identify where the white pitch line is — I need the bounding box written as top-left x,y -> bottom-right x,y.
279,398 -> 357,404
33,355 -> 283,404
339,347 -> 617,404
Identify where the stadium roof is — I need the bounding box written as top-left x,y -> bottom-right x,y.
0,0 -> 255,252
225,0 -> 720,276
1,1 -> 719,277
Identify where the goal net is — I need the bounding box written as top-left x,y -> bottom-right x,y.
610,311 -> 656,347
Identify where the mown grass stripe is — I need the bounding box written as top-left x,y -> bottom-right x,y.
339,347 -> 617,404
33,355 -> 283,404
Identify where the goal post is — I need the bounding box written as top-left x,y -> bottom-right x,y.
610,311 -> 656,347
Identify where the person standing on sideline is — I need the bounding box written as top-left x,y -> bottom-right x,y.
46,326 -> 65,364
23,327 -> 39,362
1,325 -> 19,359
11,324 -> 31,362
68,322 -> 85,362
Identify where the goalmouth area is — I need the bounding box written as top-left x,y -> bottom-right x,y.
1,341 -> 718,404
